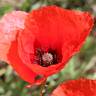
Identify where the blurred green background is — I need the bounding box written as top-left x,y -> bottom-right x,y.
0,0 -> 96,96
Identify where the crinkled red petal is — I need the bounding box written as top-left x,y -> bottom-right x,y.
7,38 -> 45,84
52,78 -> 96,96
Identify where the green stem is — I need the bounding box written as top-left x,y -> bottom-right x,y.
40,79 -> 47,96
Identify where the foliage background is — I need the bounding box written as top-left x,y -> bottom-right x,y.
0,0 -> 96,96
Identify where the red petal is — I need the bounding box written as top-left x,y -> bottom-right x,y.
52,78 -> 96,96
0,11 -> 27,61
7,38 -> 45,84
19,6 -> 94,76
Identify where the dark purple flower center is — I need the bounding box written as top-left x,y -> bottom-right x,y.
32,48 -> 62,67
30,40 -> 62,67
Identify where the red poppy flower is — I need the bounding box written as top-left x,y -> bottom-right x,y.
51,78 -> 96,96
0,6 -> 94,84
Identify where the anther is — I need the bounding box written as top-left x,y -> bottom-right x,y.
42,53 -> 53,66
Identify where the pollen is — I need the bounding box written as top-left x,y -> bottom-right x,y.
42,53 -> 53,65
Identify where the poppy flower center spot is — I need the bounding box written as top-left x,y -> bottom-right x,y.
32,48 -> 61,67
